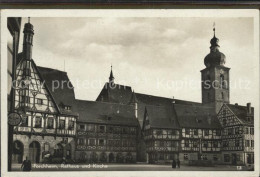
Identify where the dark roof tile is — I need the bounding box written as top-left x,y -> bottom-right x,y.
174,103 -> 221,129
227,104 -> 254,125
74,100 -> 139,126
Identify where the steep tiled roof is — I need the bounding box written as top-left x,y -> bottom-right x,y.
95,82 -> 206,129
37,66 -> 77,115
174,103 -> 221,129
96,82 -> 132,104
227,104 -> 254,125
74,100 -> 139,126
145,104 -> 180,129
16,54 -> 78,116
36,66 -> 78,116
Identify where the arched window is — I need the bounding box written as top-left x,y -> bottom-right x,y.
220,74 -> 225,88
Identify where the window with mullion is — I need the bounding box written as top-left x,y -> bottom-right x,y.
203,141 -> 208,148
216,129 -> 221,136
185,140 -> 189,147
68,120 -> 74,130
20,116 -> 28,127
204,129 -> 209,136
47,118 -> 54,129
185,128 -> 190,135
194,129 -> 198,136
235,127 -> 239,134
213,141 -> 218,148
35,117 -> 42,128
59,119 -> 65,129
193,140 -> 198,148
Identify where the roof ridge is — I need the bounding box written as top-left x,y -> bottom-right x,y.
104,82 -> 132,88
38,66 -> 67,73
75,99 -> 133,106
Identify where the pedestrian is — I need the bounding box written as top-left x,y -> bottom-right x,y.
21,156 -> 32,171
62,157 -> 67,164
177,159 -> 180,168
172,159 -> 176,168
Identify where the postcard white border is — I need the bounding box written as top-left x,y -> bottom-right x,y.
1,9 -> 259,177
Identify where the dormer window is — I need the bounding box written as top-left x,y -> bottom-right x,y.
196,118 -> 202,123
64,106 -> 71,110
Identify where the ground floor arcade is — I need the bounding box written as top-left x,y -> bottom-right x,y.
12,134 -> 75,163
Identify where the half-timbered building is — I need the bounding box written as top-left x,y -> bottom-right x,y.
12,21 -> 77,164
217,103 -> 254,165
175,104 -> 222,164
143,105 -> 181,163
74,100 -> 139,163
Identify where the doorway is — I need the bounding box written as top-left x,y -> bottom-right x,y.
109,153 -> 114,163
12,141 -> 24,163
231,153 -> 237,165
29,141 -> 40,163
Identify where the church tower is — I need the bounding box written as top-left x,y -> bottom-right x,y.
201,25 -> 230,114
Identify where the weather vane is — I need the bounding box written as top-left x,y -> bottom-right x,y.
28,17 -> 30,23
213,22 -> 216,36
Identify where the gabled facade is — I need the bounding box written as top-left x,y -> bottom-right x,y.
12,21 -> 77,164
217,103 -> 254,165
143,105 -> 181,163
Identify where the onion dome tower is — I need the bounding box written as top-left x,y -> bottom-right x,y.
201,24 -> 230,114
204,25 -> 226,68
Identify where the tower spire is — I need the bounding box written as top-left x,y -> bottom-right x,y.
213,22 -> 215,37
23,17 -> 34,61
109,64 -> 115,84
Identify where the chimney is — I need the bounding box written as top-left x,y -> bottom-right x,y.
247,103 -> 251,114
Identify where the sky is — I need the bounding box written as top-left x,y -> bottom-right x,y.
18,17 -> 258,107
